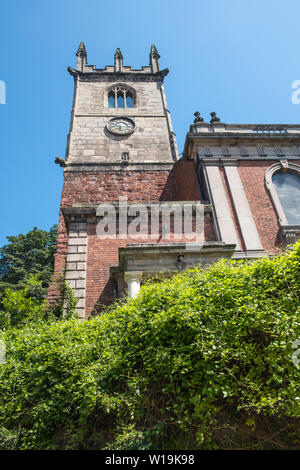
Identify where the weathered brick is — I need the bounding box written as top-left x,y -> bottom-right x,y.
76,262 -> 86,270
68,237 -> 88,246
74,289 -> 85,298
76,279 -> 85,288
66,280 -> 76,289
66,262 -> 76,271
65,271 -> 80,280
67,254 -> 85,262
67,245 -> 78,254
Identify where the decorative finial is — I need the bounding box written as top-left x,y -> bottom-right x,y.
114,48 -> 123,60
114,48 -> 123,72
76,42 -> 87,71
150,44 -> 160,59
210,112 -> 221,123
194,112 -> 204,123
150,44 -> 160,72
76,42 -> 87,58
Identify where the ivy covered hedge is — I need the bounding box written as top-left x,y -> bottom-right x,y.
0,244 -> 300,449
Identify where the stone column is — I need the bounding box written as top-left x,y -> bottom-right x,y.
224,164 -> 263,252
124,271 -> 143,298
204,163 -> 241,249
65,222 -> 88,318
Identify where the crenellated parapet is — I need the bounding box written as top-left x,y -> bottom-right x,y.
71,43 -> 167,80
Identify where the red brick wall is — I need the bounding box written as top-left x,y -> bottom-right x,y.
171,158 -> 215,242
48,168 -> 177,305
237,161 -> 283,254
61,169 -> 178,206
48,163 -> 217,311
86,226 -> 185,313
86,215 -> 216,314
217,161 -> 299,254
172,158 -> 202,201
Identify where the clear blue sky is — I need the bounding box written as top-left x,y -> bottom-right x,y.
1,0 -> 300,246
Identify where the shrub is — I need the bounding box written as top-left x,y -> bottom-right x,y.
0,226 -> 57,305
0,275 -> 46,328
0,275 -> 78,329
0,243 -> 299,449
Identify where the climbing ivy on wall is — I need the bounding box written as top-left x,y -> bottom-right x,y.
0,243 -> 299,449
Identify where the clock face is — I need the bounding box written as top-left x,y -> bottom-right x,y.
107,117 -> 135,136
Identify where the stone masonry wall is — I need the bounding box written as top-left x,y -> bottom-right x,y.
48,162 -> 217,315
68,79 -> 176,164
48,168 -> 178,310
61,169 -> 178,205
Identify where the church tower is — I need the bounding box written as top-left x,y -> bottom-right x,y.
66,43 -> 178,167
51,44 -> 283,318
49,44 -> 183,317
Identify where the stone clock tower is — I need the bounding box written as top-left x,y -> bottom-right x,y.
66,43 -> 178,167
48,44 -> 187,317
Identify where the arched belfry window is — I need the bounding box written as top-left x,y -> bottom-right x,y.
266,162 -> 300,226
107,85 -> 135,108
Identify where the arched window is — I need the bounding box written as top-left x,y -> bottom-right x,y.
265,162 -> 300,226
108,91 -> 115,108
117,91 -> 124,108
126,93 -> 134,108
272,171 -> 300,225
107,85 -> 135,108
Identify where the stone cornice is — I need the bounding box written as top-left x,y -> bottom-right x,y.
185,133 -> 300,146
119,241 -> 235,257
183,124 -> 300,158
189,123 -> 300,133
116,242 -> 237,273
197,156 -> 300,165
64,162 -> 175,172
62,202 -> 213,220
73,114 -> 168,118
67,66 -> 169,82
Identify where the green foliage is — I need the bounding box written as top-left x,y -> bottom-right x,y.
0,275 -> 78,329
0,244 -> 299,449
0,225 -> 57,305
48,275 -> 79,320
0,275 -> 46,328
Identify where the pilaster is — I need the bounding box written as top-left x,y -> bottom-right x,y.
204,164 -> 241,249
223,163 -> 263,252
